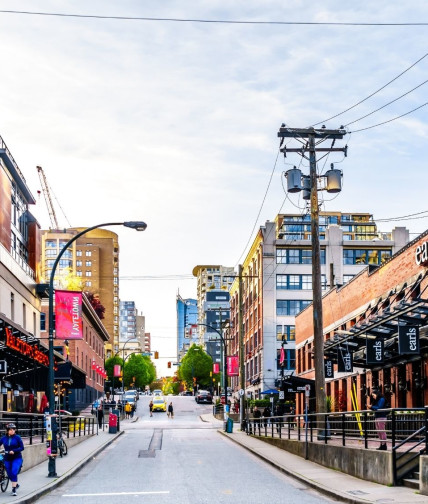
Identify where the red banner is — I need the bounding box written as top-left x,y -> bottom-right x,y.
213,363 -> 220,374
227,356 -> 239,376
55,290 -> 83,340
114,364 -> 121,377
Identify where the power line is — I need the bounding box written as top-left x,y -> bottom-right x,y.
345,79 -> 428,127
312,52 -> 428,126
375,210 -> 428,222
349,101 -> 428,133
0,10 -> 427,25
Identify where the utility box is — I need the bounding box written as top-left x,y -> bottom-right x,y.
226,417 -> 234,433
108,413 -> 118,434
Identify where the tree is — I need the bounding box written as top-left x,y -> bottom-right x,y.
180,344 -> 213,389
84,291 -> 105,319
105,355 -> 124,389
123,354 -> 156,389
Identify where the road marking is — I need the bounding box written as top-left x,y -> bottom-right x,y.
62,491 -> 170,497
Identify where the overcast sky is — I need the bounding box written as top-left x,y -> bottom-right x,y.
1,1 -> 427,377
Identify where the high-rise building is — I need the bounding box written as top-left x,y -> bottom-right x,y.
176,295 -> 198,360
119,300 -> 140,358
41,228 -> 119,354
229,212 -> 410,400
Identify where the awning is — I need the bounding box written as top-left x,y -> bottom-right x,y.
260,389 -> 279,395
280,375 -> 315,394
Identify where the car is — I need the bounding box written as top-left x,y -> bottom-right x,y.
54,409 -> 73,416
152,397 -> 167,412
195,390 -> 212,404
182,391 -> 193,396
152,389 -> 162,396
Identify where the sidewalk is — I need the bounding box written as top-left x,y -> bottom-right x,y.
0,426 -> 124,504
212,417 -> 428,504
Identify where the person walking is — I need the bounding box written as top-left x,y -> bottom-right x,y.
149,400 -> 153,417
253,405 -> 262,434
263,405 -> 271,428
0,423 -> 24,496
97,404 -> 104,429
370,389 -> 388,450
124,401 -> 131,419
168,402 -> 174,418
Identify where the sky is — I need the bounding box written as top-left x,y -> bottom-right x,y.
1,1 -> 427,377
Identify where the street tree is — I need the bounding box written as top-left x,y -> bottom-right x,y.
123,354 -> 156,389
180,344 -> 213,389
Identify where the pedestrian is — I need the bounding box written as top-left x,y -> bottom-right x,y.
263,405 -> 271,427
0,423 -> 24,496
253,405 -> 262,434
130,403 -> 135,418
149,400 -> 153,417
124,401 -> 131,419
370,389 -> 388,450
168,402 -> 174,418
97,405 -> 104,429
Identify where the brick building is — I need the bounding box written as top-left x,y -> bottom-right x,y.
295,230 -> 428,414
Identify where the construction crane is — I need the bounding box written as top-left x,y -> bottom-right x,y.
36,165 -> 59,229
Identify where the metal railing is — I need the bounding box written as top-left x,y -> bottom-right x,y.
0,411 -> 96,445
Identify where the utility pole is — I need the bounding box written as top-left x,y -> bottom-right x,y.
238,264 -> 245,429
277,126 -> 347,416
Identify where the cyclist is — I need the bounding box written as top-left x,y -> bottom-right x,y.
0,423 -> 24,496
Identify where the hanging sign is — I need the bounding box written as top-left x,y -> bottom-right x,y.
227,356 -> 239,376
5,328 -> 49,367
337,348 -> 353,373
213,363 -> 220,374
55,290 -> 83,340
279,346 -> 285,366
113,364 -> 122,377
366,338 -> 384,364
324,359 -> 334,378
398,326 -> 419,354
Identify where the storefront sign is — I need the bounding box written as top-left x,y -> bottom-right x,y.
324,359 -> 334,378
398,326 -> 420,354
5,328 -> 49,367
366,338 -> 384,364
415,241 -> 428,266
227,356 -> 239,376
55,290 -> 83,340
337,349 -> 353,373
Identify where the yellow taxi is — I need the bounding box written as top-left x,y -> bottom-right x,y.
152,397 -> 167,412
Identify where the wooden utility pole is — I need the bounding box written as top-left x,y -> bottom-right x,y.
238,264 -> 245,428
277,126 -> 347,415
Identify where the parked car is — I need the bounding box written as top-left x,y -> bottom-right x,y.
195,390 -> 213,404
152,397 -> 167,412
152,389 -> 162,396
182,391 -> 193,396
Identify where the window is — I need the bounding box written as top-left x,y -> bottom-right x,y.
276,248 -> 325,264
76,250 -> 82,257
276,300 -> 310,316
86,281 -> 92,287
46,249 -> 57,257
11,293 -> 14,320
45,240 -> 57,248
277,349 -> 296,370
33,311 -> 36,334
40,312 -> 46,331
76,260 -> 82,267
22,303 -> 26,328
46,259 -> 55,268
76,271 -> 82,277
276,274 -> 325,290
85,271 -> 92,277
86,261 -> 92,266
343,249 -> 392,265
59,259 -> 72,268
85,251 -> 92,257
343,274 -> 354,284
276,325 -> 295,341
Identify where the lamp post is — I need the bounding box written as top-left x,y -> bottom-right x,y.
120,337 -> 138,395
47,221 -> 146,477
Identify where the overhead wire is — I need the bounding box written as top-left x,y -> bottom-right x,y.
312,52 -> 428,126
0,10 -> 427,25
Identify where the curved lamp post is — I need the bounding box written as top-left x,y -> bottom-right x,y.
47,221 -> 147,476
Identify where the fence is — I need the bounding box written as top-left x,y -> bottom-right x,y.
244,407 -> 428,451
0,411 -> 96,445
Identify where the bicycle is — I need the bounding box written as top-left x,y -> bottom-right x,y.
57,432 -> 68,457
0,450 -> 9,492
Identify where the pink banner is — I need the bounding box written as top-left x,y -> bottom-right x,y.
55,290 -> 83,340
227,356 -> 239,376
114,364 -> 121,377
213,363 -> 220,374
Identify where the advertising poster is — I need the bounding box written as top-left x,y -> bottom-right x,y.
227,356 -> 239,376
55,290 -> 83,340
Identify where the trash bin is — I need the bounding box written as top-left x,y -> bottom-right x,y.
226,417 -> 233,433
108,413 -> 118,434
112,409 -> 120,432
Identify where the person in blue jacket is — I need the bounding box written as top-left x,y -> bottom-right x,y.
0,423 -> 24,496
370,390 -> 387,450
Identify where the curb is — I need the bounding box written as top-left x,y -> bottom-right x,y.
218,430 -> 372,504
16,431 -> 124,504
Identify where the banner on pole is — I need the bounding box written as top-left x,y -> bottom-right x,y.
227,356 -> 239,376
398,326 -> 419,354
324,359 -> 334,378
366,338 -> 384,364
337,349 -> 353,373
113,364 -> 121,377
55,290 -> 83,340
213,363 -> 220,374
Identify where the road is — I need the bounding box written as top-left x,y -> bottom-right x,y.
36,396 -> 338,504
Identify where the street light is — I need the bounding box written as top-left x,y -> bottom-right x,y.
47,221 -> 147,477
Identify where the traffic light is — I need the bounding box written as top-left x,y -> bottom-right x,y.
154,351 -> 159,359
167,361 -> 171,368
